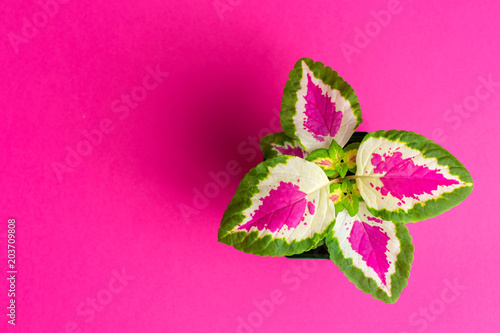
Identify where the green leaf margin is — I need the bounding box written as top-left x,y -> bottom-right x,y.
260,132 -> 305,161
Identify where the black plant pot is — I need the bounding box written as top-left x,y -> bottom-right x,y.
285,131 -> 368,260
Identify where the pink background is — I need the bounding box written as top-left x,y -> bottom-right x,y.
1,0 -> 499,332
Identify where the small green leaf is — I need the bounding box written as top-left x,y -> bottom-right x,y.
342,193 -> 359,217
352,182 -> 363,202
306,149 -> 338,177
343,142 -> 359,173
337,163 -> 349,178
328,139 -> 345,161
328,140 -> 348,177
329,183 -> 344,213
307,139 -> 351,178
341,178 -> 353,192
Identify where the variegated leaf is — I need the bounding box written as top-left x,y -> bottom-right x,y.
329,139 -> 348,177
355,130 -> 473,222
218,156 -> 335,256
260,132 -> 308,160
326,203 -> 414,303
306,149 -> 338,178
342,193 -> 359,217
344,142 -> 360,173
329,183 -> 344,212
306,139 -> 349,177
351,182 -> 362,200
281,58 -> 362,151
341,179 -> 359,216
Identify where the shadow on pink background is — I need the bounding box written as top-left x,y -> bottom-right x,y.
1,0 -> 499,332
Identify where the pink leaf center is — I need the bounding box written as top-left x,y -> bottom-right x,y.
370,151 -> 459,201
238,181 -> 314,233
275,144 -> 304,158
303,73 -> 343,142
348,220 -> 391,285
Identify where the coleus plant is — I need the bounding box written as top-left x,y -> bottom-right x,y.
218,58 -> 473,303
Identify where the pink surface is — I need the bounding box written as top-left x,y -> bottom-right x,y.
1,0 -> 499,332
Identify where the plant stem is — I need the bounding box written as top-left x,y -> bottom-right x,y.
328,178 -> 343,185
